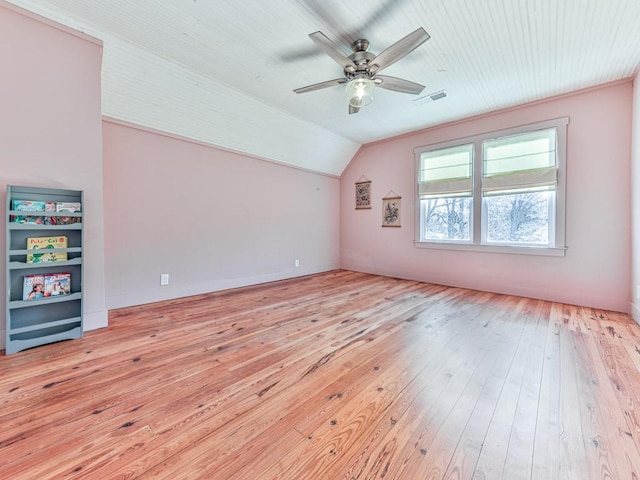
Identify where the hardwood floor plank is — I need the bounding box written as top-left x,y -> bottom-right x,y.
500,300 -> 550,480
571,312 -> 639,478
0,271 -> 638,479
530,300 -> 563,480
582,308 -> 640,474
556,304 -> 590,479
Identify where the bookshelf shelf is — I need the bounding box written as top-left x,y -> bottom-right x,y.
5,185 -> 84,355
8,292 -> 83,310
8,257 -> 83,271
8,223 -> 83,231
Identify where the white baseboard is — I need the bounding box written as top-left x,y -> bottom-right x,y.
105,263 -> 341,311
84,309 -> 109,331
631,301 -> 640,326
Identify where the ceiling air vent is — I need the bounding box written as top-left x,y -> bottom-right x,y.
413,90 -> 447,106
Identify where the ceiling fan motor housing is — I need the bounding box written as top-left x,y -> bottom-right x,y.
346,42 -> 375,79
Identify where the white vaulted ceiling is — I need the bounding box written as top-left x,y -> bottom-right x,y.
7,0 -> 640,176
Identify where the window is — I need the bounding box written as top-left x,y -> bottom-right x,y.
418,144 -> 473,241
415,118 -> 567,256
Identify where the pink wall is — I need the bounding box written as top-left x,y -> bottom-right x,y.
632,75 -> 640,323
0,2 -> 107,349
102,120 -> 340,309
2,0 -> 635,337
341,82 -> 633,312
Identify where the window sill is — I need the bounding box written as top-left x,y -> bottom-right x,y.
414,241 -> 567,257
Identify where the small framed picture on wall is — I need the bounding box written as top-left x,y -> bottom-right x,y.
355,181 -> 372,209
382,196 -> 401,227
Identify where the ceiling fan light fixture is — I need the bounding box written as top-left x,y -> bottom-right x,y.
346,77 -> 375,107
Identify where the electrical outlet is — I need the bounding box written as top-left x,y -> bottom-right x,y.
294,259 -> 300,268
160,273 -> 169,286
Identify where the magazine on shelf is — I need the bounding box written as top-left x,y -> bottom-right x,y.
11,200 -> 55,212
47,216 -> 80,226
44,272 -> 71,297
10,200 -> 56,223
26,236 -> 68,263
11,215 -> 48,224
9,200 -> 82,224
23,274 -> 46,301
56,202 -> 81,212
52,202 -> 82,225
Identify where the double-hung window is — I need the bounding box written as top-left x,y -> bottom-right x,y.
415,118 -> 567,256
418,144 -> 474,241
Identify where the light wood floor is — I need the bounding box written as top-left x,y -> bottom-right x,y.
1,270 -> 640,479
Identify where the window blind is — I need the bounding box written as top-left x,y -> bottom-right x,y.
418,144 -> 473,197
482,128 -> 557,193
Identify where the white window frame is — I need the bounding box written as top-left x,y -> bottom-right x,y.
414,117 -> 568,256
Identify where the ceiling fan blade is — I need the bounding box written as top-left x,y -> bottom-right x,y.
349,104 -> 360,115
283,1 -> 412,64
294,78 -> 347,94
369,27 -> 430,74
362,0 -> 411,28
374,75 -> 425,95
279,47 -> 323,62
309,31 -> 357,73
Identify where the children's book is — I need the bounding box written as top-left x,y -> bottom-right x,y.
47,216 -> 80,226
11,215 -> 47,224
10,200 -> 55,223
23,274 -> 46,301
26,236 -> 68,263
12,200 -> 47,212
44,273 -> 71,297
56,202 -> 82,212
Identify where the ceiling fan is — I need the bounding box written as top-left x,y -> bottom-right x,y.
293,27 -> 431,114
